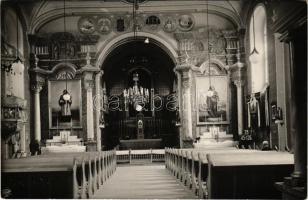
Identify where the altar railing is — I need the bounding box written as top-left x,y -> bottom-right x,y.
116,149 -> 165,164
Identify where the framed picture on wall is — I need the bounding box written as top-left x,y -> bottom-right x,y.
196,75 -> 229,124
48,80 -> 82,128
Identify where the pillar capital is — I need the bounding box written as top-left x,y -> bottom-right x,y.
175,64 -> 193,73
234,79 -> 245,88
84,80 -> 94,91
31,82 -> 44,93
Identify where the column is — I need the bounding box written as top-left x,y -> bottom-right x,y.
289,41 -> 306,185
95,71 -> 103,151
274,33 -> 288,150
31,83 -> 43,142
20,125 -> 26,157
175,64 -> 193,147
174,69 -> 183,148
85,79 -> 95,141
234,80 -> 244,136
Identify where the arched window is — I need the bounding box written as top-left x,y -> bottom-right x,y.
249,4 -> 268,93
2,8 -> 25,98
146,16 -> 160,25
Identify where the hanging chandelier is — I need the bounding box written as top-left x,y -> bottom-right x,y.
123,72 -> 150,109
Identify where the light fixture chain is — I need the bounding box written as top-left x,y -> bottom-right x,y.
206,0 -> 211,87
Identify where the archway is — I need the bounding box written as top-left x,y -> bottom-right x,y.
100,37 -> 178,150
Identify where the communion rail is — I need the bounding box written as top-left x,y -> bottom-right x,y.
2,150 -> 117,199
165,148 -> 294,199
116,149 -> 165,164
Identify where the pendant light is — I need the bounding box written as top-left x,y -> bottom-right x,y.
206,0 -> 214,97
132,0 -> 139,40
2,10 -> 23,74
59,0 -> 72,118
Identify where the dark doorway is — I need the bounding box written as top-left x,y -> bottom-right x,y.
101,39 -> 178,150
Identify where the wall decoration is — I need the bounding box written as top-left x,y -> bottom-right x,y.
162,16 -> 177,33
48,80 -> 82,128
145,15 -> 161,30
78,16 -> 96,34
131,16 -> 145,31
97,17 -> 112,34
114,16 -> 130,32
178,14 -> 194,31
196,75 -> 228,124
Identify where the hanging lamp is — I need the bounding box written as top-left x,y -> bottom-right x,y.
1,11 -> 23,74
206,0 -> 214,97
59,0 -> 72,118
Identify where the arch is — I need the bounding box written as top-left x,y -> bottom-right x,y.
248,3 -> 268,93
197,58 -> 227,75
95,32 -> 178,69
51,62 -> 77,77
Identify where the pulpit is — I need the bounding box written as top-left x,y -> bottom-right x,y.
1,95 -> 27,159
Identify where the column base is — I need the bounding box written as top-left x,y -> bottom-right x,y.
85,140 -> 97,152
181,138 -> 194,148
29,140 -> 41,155
20,151 -> 27,158
275,176 -> 307,199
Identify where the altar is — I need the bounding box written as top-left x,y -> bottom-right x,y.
119,139 -> 162,150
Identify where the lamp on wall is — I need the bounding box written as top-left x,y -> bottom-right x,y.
1,10 -> 23,74
249,11 -> 259,64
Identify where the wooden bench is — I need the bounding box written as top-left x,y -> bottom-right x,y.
2,150 -> 117,199
165,148 -> 294,199
207,152 -> 294,199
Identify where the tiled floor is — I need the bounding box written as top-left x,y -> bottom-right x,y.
93,164 -> 197,199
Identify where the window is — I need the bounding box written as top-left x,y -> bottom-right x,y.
2,9 -> 25,98
146,16 -> 160,25
249,4 -> 268,93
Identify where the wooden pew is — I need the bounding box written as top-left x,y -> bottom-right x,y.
206,152 -> 294,199
1,150 -> 117,199
164,148 -> 291,199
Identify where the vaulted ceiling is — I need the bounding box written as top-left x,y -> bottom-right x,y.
15,0 -> 244,33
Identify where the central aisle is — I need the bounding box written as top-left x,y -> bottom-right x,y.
93,164 -> 197,199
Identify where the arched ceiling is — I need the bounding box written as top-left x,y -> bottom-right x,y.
19,0 -> 243,33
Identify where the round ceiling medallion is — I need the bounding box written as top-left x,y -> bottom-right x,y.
178,14 -> 194,31
97,17 -> 112,34
78,16 -> 96,34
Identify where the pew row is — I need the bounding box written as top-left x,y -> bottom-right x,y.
165,148 -> 294,199
2,150 -> 117,199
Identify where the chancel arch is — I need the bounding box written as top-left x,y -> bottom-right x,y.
95,31 -> 178,69
99,36 -> 177,149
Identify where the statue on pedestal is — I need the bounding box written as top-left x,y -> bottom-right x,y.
206,86 -> 219,118
247,93 -> 260,129
59,89 -> 72,117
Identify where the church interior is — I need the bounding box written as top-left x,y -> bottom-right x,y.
1,0 -> 307,199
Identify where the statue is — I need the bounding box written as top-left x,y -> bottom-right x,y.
59,89 -> 72,116
206,86 -> 219,118
247,93 -> 260,128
